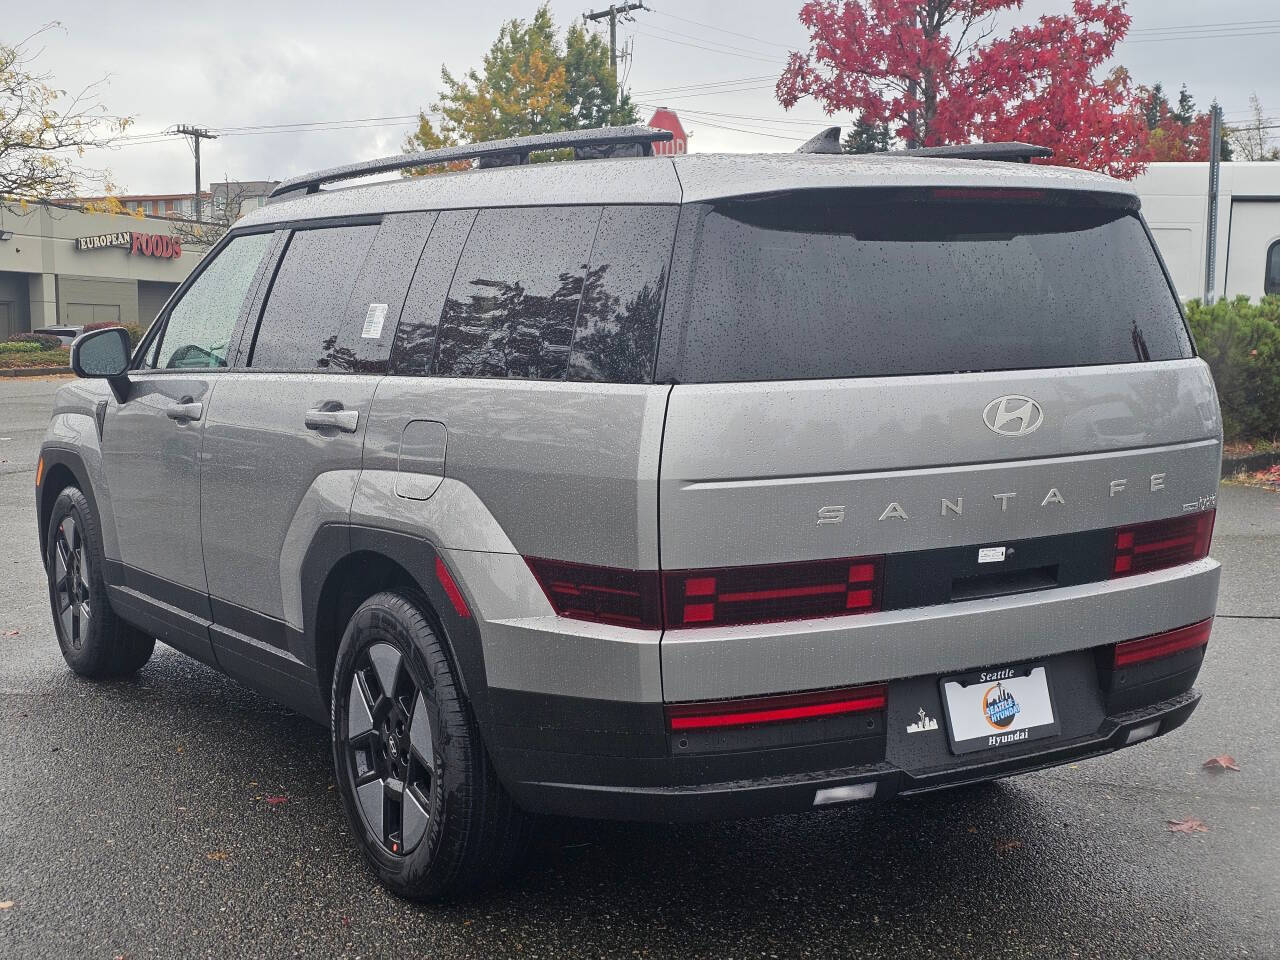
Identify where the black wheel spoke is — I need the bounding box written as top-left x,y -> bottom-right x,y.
345,640 -> 436,857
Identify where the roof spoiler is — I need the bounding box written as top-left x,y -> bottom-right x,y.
794,128 -> 1052,164
894,142 -> 1052,163
268,125 -> 675,202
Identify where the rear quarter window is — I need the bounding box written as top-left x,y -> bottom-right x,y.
660,190 -> 1193,383
435,206 -> 599,380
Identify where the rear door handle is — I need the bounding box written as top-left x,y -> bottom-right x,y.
165,399 -> 204,422
305,405 -> 359,433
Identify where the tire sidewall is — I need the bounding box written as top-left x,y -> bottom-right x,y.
331,593 -> 468,896
45,488 -> 108,671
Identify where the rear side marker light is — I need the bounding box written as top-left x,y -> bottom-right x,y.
664,556 -> 883,629
1112,510 -> 1214,577
434,556 -> 471,619
525,557 -> 662,629
1113,618 -> 1212,668
667,683 -> 887,731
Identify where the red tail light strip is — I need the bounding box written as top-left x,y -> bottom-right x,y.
663,556 -> 883,629
667,683 -> 888,731
1113,510 -> 1214,577
525,557 -> 663,629
1113,618 -> 1212,668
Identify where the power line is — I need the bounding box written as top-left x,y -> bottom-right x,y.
633,30 -> 783,64
649,8 -> 795,51
632,74 -> 776,96
640,22 -> 790,60
1128,17 -> 1280,34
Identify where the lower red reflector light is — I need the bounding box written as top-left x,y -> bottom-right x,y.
1113,618 -> 1212,668
667,683 -> 888,731
434,556 -> 471,619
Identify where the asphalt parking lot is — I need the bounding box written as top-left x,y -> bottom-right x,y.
1,377 -> 1277,960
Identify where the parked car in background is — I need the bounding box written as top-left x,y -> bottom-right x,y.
39,325 -> 83,347
36,127 -> 1222,901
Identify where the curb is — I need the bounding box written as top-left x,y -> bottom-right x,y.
1223,451 -> 1280,477
0,367 -> 73,378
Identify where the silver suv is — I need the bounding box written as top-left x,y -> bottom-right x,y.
37,126 -> 1221,900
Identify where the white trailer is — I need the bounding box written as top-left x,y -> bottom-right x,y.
1129,161 -> 1280,302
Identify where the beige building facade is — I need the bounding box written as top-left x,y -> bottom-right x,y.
0,203 -> 204,338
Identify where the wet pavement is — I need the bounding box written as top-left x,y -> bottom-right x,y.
1,378 -> 1277,959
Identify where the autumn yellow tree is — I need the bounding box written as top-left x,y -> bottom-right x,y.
1,24 -> 133,202
403,4 -> 638,172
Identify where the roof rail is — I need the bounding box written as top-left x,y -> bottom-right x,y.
267,125 -> 675,202
894,142 -> 1052,163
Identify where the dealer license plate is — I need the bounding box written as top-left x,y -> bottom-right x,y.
940,664 -> 1060,755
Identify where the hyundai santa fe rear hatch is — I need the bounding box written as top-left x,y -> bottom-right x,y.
657,187 -> 1220,702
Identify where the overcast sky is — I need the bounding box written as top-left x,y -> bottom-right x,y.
9,0 -> 1279,194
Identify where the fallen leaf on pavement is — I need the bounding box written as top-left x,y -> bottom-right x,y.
994,838 -> 1023,853
266,795 -> 288,806
1203,755 -> 1240,772
341,916 -> 351,927
3,630 -> 18,637
0,900 -> 14,910
206,851 -> 230,861
1167,818 -> 1208,834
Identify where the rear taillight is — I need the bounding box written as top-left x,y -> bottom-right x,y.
1112,510 -> 1214,577
667,683 -> 887,731
1113,618 -> 1212,668
663,556 -> 882,629
525,557 -> 663,629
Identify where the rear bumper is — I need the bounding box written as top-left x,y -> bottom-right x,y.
496,686 -> 1200,822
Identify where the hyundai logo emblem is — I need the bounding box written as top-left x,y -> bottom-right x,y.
983,395 -> 1044,436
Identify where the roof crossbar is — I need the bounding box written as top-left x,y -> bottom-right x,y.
268,125 -> 675,201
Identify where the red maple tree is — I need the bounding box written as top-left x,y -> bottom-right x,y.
777,0 -> 1152,178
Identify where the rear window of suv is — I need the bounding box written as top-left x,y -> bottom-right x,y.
663,189 -> 1192,383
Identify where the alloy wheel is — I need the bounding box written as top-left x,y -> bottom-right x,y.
53,515 -> 92,650
346,641 -> 435,856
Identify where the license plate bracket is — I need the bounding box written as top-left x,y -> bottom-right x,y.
940,663 -> 1060,755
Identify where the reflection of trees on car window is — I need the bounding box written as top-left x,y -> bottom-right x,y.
570,264 -> 666,383
439,269 -> 584,380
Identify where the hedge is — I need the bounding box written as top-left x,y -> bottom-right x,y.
1185,295 -> 1280,443
5,332 -> 61,349
0,341 -> 45,354
0,347 -> 70,370
82,321 -> 145,347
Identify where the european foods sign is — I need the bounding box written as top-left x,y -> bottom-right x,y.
75,231 -> 182,259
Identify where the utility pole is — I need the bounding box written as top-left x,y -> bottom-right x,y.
583,3 -> 647,106
175,125 -> 218,222
1203,102 -> 1222,303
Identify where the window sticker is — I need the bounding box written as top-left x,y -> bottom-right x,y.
361,303 -> 388,339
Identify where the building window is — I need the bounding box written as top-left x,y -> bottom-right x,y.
1266,240 -> 1280,297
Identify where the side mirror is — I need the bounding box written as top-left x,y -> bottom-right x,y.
71,327 -> 132,400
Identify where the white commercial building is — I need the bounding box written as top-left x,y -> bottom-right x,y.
1131,161 -> 1280,302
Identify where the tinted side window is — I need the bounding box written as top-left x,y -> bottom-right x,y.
321,213 -> 436,373
151,232 -> 272,369
1267,240 -> 1280,297
568,205 -> 677,383
436,206 -> 600,379
391,209 -> 477,376
249,224 -> 378,370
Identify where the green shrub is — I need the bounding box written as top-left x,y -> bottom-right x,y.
1185,295 -> 1280,442
0,341 -> 44,354
0,347 -> 70,369
5,332 -> 61,349
82,321 -> 145,347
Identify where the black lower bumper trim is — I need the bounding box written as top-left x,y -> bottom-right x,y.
504,689 -> 1200,822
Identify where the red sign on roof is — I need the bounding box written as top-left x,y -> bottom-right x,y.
648,109 -> 688,155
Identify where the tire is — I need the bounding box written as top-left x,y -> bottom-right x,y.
45,486 -> 155,677
331,590 -> 529,901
